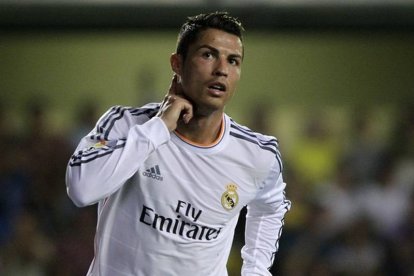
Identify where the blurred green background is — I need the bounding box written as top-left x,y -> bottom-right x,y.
2,30 -> 414,129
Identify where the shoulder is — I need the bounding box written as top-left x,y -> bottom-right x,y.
93,103 -> 161,140
227,116 -> 283,172
228,117 -> 280,155
100,103 -> 160,121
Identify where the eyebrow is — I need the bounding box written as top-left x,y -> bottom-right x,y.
196,44 -> 243,60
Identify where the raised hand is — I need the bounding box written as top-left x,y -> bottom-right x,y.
156,75 -> 193,132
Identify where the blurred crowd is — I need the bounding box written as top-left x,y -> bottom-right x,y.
0,99 -> 97,276
0,98 -> 413,276
271,104 -> 414,275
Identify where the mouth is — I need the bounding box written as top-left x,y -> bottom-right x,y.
207,82 -> 227,93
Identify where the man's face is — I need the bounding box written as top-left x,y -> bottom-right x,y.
173,28 -> 243,115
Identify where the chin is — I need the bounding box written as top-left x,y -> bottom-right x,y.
195,102 -> 225,116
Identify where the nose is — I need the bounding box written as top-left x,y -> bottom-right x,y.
213,57 -> 228,77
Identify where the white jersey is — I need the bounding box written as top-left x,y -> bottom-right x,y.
66,103 -> 291,276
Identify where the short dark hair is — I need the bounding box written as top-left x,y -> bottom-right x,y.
176,11 -> 244,60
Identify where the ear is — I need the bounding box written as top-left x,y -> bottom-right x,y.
170,53 -> 183,76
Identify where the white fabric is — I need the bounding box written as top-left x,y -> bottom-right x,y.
66,103 -> 290,276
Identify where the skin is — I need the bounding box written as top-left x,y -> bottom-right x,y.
156,28 -> 243,145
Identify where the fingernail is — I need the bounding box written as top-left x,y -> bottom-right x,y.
183,114 -> 189,123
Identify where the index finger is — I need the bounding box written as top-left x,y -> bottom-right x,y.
167,74 -> 178,95
168,74 -> 184,96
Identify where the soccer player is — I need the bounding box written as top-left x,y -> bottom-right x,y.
66,11 -> 291,276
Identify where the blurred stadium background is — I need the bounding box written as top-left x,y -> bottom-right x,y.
1,1 -> 414,275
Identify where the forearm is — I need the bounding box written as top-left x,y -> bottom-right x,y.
66,117 -> 169,207
241,199 -> 289,275
241,172 -> 291,275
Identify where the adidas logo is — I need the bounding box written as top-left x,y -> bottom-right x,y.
142,165 -> 163,181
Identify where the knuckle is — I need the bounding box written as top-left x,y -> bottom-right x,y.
166,95 -> 175,102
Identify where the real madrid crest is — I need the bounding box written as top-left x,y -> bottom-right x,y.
93,140 -> 107,148
221,183 -> 239,211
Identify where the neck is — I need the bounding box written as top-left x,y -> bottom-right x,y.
175,111 -> 224,146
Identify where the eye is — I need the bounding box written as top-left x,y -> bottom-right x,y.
202,51 -> 214,59
228,57 -> 240,66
